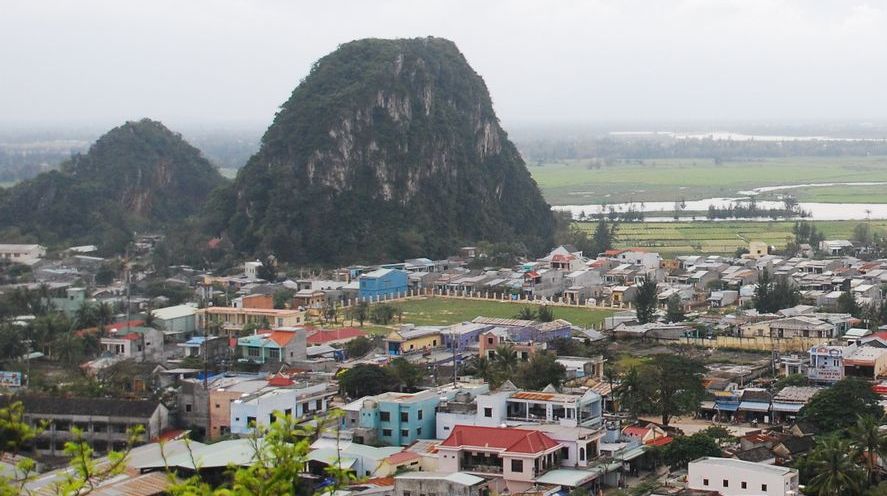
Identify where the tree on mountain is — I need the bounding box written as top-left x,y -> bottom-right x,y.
634,278 -> 658,324
338,364 -> 398,398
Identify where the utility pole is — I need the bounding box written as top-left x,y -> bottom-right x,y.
452,330 -> 458,386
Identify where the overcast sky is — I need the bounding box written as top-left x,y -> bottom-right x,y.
2,0 -> 887,130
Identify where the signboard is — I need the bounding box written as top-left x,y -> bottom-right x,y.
0,371 -> 22,388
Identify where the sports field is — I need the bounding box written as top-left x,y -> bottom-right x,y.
381,297 -> 613,329
527,156 -> 887,205
581,219 -> 887,257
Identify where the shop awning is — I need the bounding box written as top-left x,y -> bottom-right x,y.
771,402 -> 805,413
714,402 -> 740,412
739,401 -> 771,412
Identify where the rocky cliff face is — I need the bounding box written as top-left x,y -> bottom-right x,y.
0,119 -> 224,250
214,37 -> 555,264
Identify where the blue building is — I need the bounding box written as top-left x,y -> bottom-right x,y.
358,268 -> 408,299
344,384 -> 490,447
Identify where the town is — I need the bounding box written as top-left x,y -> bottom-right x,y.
3,222 -> 887,496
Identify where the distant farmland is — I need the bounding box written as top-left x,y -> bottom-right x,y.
577,220 -> 887,257
527,156 -> 887,206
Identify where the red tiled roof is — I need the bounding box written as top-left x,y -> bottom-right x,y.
120,332 -> 142,341
525,271 -> 541,278
645,436 -> 673,447
552,254 -> 575,262
385,451 -> 420,465
307,327 -> 366,345
622,426 -> 651,437
361,477 -> 395,487
267,374 -> 294,387
268,330 -> 298,347
440,425 -> 559,454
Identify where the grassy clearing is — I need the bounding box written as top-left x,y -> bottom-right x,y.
527,156 -> 887,205
582,219 -> 887,257
353,297 -> 613,329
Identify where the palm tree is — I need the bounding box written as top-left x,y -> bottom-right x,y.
515,306 -> 537,321
473,356 -> 492,382
493,343 -> 518,373
807,437 -> 866,496
850,415 -> 887,485
143,309 -> 158,329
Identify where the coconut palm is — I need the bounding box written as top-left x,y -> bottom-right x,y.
493,343 -> 518,373
807,437 -> 866,496
850,415 -> 887,485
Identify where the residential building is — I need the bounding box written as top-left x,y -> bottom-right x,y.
437,425 -> 563,493
177,335 -> 227,363
100,326 -> 165,362
436,386 -> 604,438
0,243 -> 46,265
152,304 -> 198,340
229,381 -> 336,434
306,327 -> 367,347
385,326 -> 442,355
197,306 -> 305,333
770,386 -> 822,424
359,268 -> 408,299
351,384 -> 489,447
393,472 -> 488,496
687,457 -> 799,496
235,327 -> 307,364
807,344 -> 848,383
1,395 -> 168,456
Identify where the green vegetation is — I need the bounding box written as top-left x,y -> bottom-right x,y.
583,219 -> 887,257
615,354 -> 706,426
0,119 -> 225,253
215,37 -> 555,264
800,377 -> 883,433
528,156 -> 887,205
388,297 -> 612,328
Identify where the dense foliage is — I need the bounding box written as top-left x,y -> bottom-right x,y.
617,354 -> 705,425
799,378 -> 883,433
0,119 -> 225,253
211,37 -> 555,264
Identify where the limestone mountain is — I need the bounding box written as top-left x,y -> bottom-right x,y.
0,119 -> 225,251
210,37 -> 555,264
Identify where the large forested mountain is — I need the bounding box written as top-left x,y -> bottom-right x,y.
0,119 -> 225,252
207,37 -> 555,264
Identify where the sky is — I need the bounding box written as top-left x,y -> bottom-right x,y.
2,0 -> 887,130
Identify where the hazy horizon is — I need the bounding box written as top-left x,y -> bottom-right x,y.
3,0 -> 887,132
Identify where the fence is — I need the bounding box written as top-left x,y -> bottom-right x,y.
336,286 -> 627,310
681,335 -> 825,353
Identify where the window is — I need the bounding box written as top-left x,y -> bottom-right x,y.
215,403 -> 220,409
380,412 -> 390,422
247,417 -> 256,426
703,479 -> 709,487
723,480 -> 729,488
487,337 -> 493,344
401,412 -> 409,422
285,408 -> 292,417
418,409 -> 423,420
382,429 -> 392,436
484,407 -> 492,418
762,484 -> 768,492
579,447 -> 585,461
401,429 -> 409,437
511,459 -> 523,473
316,399 -> 323,410
185,404 -> 192,413
417,427 -> 422,436
741,482 -> 747,489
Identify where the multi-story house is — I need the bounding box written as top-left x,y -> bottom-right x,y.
197,306 -> 305,333
346,383 -> 489,447
229,380 -> 336,434
437,425 -> 563,494
100,326 -> 165,362
2,395 -> 168,456
235,327 -> 307,364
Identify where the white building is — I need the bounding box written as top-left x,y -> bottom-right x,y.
688,457 -> 799,496
229,382 -> 335,435
0,244 -> 46,265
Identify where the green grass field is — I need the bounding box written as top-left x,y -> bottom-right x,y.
527,156 -> 887,205
582,219 -> 887,257
370,297 -> 613,329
